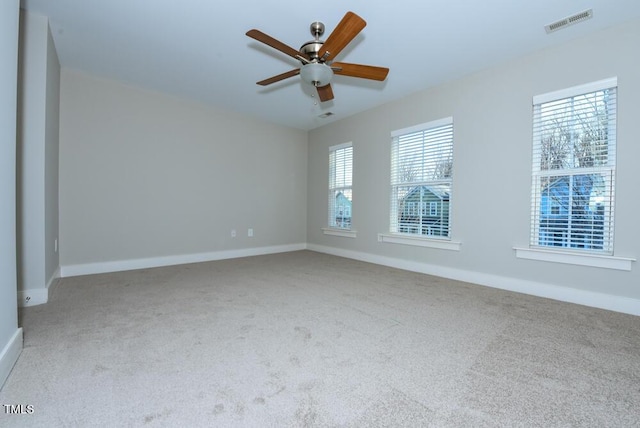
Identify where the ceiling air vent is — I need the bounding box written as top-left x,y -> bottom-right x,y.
545,9 -> 593,34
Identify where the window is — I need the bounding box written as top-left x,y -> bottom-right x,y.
328,143 -> 353,229
429,202 -> 438,216
390,117 -> 453,238
531,78 -> 617,254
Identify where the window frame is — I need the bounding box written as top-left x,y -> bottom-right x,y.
324,142 -> 356,238
381,117 -> 461,251
529,78 -> 617,256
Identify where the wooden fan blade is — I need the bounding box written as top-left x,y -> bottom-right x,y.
316,84 -> 334,102
317,11 -> 366,62
246,29 -> 302,60
257,69 -> 300,86
332,62 -> 389,81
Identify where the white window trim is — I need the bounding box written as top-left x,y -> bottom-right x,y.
391,117 -> 453,137
329,142 -> 352,151
378,233 -> 461,251
533,77 -> 617,105
514,247 -> 634,271
322,227 -> 357,238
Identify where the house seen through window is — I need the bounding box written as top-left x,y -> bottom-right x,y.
531,78 -> 617,254
329,143 -> 353,229
390,117 -> 453,238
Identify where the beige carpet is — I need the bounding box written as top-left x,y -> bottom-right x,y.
1,250 -> 639,427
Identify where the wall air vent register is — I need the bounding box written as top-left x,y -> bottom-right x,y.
545,9 -> 593,34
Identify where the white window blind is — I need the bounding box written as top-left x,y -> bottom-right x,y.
531,78 -> 617,254
329,143 -> 353,229
390,117 -> 453,237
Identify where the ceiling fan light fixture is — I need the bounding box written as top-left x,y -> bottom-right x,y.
300,63 -> 333,86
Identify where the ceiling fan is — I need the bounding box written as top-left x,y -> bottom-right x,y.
246,11 -> 389,102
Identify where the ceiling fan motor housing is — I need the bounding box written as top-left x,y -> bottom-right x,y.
300,40 -> 323,61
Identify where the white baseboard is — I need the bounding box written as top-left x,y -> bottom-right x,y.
17,267 -> 60,308
53,242 -> 640,316
46,266 -> 60,290
0,328 -> 23,390
18,288 -> 48,307
307,244 -> 640,317
60,243 -> 307,278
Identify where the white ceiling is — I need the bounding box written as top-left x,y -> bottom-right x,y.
19,0 -> 640,131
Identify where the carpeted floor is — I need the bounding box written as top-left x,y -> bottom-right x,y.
1,250 -> 639,427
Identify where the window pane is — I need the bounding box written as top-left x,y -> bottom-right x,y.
393,129 -> 453,184
392,183 -> 451,236
537,174 -> 607,249
331,189 -> 352,229
536,88 -> 615,171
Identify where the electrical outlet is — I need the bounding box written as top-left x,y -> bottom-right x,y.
248,228 -> 253,237
231,229 -> 236,238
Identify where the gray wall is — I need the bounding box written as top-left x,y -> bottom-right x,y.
308,20 -> 640,305
0,0 -> 21,388
59,70 -> 308,268
17,10 -> 60,303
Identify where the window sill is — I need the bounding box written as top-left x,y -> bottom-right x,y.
377,233 -> 461,251
322,228 -> 357,238
514,247 -> 635,271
